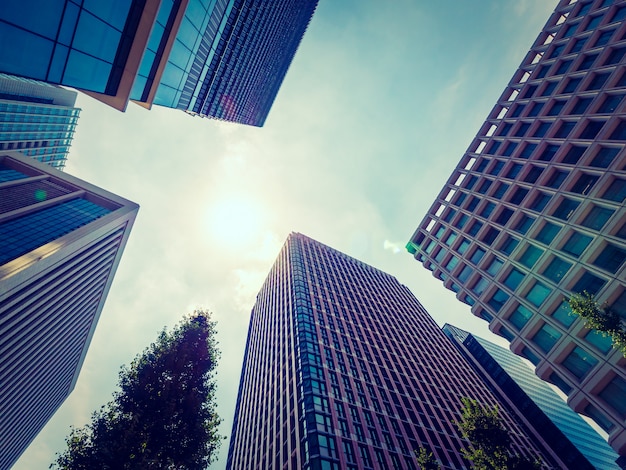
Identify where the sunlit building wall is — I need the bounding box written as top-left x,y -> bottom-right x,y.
444,324 -> 622,469
0,0 -> 318,126
0,151 -> 138,470
0,74 -> 79,170
227,233 -> 565,470
407,0 -> 626,456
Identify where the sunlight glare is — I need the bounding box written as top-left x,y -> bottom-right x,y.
207,197 -> 263,246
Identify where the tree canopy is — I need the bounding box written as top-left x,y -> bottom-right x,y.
569,292 -> 626,356
52,310 -> 222,470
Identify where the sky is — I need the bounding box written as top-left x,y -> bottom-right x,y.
13,1 -> 558,468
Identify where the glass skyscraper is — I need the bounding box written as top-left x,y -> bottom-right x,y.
407,0 -> 626,457
227,233 -> 570,470
0,73 -> 79,170
0,0 -> 318,126
0,151 -> 138,470
444,324 -> 622,469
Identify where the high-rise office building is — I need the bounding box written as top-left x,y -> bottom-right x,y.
0,73 -> 80,170
0,0 -> 318,126
0,151 -> 138,470
444,324 -> 622,469
227,233 -> 570,470
407,0 -> 626,456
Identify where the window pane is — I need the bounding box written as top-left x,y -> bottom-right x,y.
561,231 -> 592,257
572,271 -> 606,296
486,257 -> 504,276
581,205 -> 614,230
562,346 -> 598,379
599,376 -> 626,418
552,198 -> 580,221
584,329 -> 613,355
518,245 -> 543,268
487,289 -> 509,312
542,257 -> 572,284
509,304 -> 533,330
526,281 -> 551,307
504,268 -> 525,291
535,222 -> 561,245
498,235 -> 519,256
551,300 -> 576,327
593,244 -> 626,274
601,178 -> 626,203
532,323 -> 562,353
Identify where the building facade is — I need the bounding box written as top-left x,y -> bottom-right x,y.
0,0 -> 318,126
407,0 -> 626,456
444,324 -> 622,469
227,233 -> 568,470
0,73 -> 80,170
0,151 -> 138,470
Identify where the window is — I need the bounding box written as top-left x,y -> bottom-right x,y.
529,192 -> 551,212
489,161 -> 505,176
444,232 -> 457,246
589,146 -> 619,168
470,247 -> 486,265
522,347 -> 541,366
549,44 -> 565,58
561,231 -> 592,257
599,376 -> 626,418
597,94 -> 624,114
522,85 -> 537,99
538,144 -> 558,161
525,281 -> 551,307
527,102 -> 544,117
509,304 -> 533,330
545,169 -> 568,188
472,277 -> 489,296
562,76 -> 582,92
506,163 -> 523,179
554,60 -> 572,75
552,198 -> 580,221
562,346 -> 598,379
604,46 -> 626,66
585,404 -> 614,432
482,227 -> 499,245
535,65 -> 550,79
480,202 -> 495,218
554,121 -> 576,138
492,182 -> 509,199
551,300 -> 576,327
495,207 -> 514,225
486,257 -> 504,276
581,205 -> 614,230
593,244 -> 626,273
542,257 -> 572,283
536,222 -> 561,245
488,289 -> 510,311
608,121 -> 626,141
584,14 -> 603,31
498,123 -> 512,136
467,220 -> 483,237
541,81 -> 558,96
584,329 -> 613,355
550,372 -> 572,394
499,327 -> 515,341
457,237 -> 470,254
501,141 -> 518,157
611,291 -> 626,320
504,268 -> 526,291
458,265 -> 474,284
509,187 -> 529,204
443,208 -> 456,222
577,53 -> 598,71
601,178 -> 626,203
514,124 -> 530,138
532,323 -> 562,353
524,165 -> 543,183
456,213 -> 469,229
570,97 -> 592,114
498,235 -> 519,256
533,121 -> 551,137
580,120 -> 605,140
513,214 -> 535,235
467,196 -> 480,211
444,255 -> 459,272
570,173 -> 599,195
595,29 -> 614,47
572,271 -> 606,296
519,143 -> 537,159
465,175 -> 479,190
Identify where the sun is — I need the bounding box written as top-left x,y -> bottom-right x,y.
206,196 -> 263,246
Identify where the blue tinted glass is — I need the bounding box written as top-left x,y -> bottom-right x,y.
1,0 -> 64,39
0,199 -> 111,265
58,2 -> 80,45
0,22 -> 53,79
0,167 -> 27,182
73,11 -> 122,63
83,0 -> 133,30
63,50 -> 111,91
526,281 -> 551,307
48,45 -> 69,83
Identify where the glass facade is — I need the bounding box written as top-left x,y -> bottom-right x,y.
227,233 -> 550,470
408,0 -> 626,456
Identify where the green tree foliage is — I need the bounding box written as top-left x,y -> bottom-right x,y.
569,292 -> 626,356
415,447 -> 440,470
52,310 -> 222,470
456,398 -> 541,470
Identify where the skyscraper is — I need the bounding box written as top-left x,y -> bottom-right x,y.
407,0 -> 626,456
444,324 -> 622,469
0,151 -> 138,470
227,233 -> 567,470
0,0 -> 318,126
0,73 -> 80,170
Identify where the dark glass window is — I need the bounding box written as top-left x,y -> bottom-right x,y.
509,304 -> 532,330
502,141 -> 518,156
523,165 -> 543,183
482,227 -> 500,245
586,72 -> 611,91
570,97 -> 593,114
456,213 -> 469,229
541,81 -> 558,96
519,143 -> 537,158
581,205 -> 614,230
604,46 -> 626,66
467,220 -> 483,237
562,23 -> 578,38
487,289 -> 509,311
562,146 -> 586,165
570,173 -> 599,195
486,256 -> 504,276
476,159 -> 489,172
552,198 -> 580,221
584,14 -> 603,31
503,268 -> 525,291
498,123 -> 512,136
561,231 -> 593,257
455,192 -> 467,207
514,123 -> 530,137
552,300 -> 576,327
570,37 -> 587,54
522,85 -> 537,99
551,372 -> 572,394
488,141 -> 502,154
595,29 -> 614,47
506,163 -> 523,179
495,207 -> 514,225
532,323 -> 562,353
457,237 -> 470,254
533,121 -> 551,137
554,60 -> 572,75
563,76 -> 582,93
573,271 -> 607,296
599,376 -> 626,418
593,244 -> 626,273
536,222 -> 561,245
554,121 -> 576,138
470,247 -> 486,264
534,64 -> 550,79
510,104 -> 525,117
492,182 -> 509,199
545,169 -> 569,189
519,244 -> 544,268
480,201 -> 495,218
577,53 -> 598,70
527,102 -> 544,117
514,214 -> 535,235
525,281 -> 552,307
608,121 -> 626,141
549,44 -> 566,59
465,175 -> 478,190
601,178 -> 626,203
547,100 -> 566,116
476,179 -> 492,195
458,265 -> 474,284
579,120 -> 605,139
529,192 -> 551,212
509,187 -> 528,205
597,94 -> 624,114
498,235 -> 519,256
542,257 -> 572,283
612,5 -> 626,23
488,160 -> 505,176
466,196 -> 480,211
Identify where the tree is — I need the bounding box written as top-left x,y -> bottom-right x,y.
52,310 -> 222,470
415,447 -> 440,470
569,292 -> 626,356
456,398 -> 541,470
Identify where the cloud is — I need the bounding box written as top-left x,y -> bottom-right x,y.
383,239 -> 403,254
